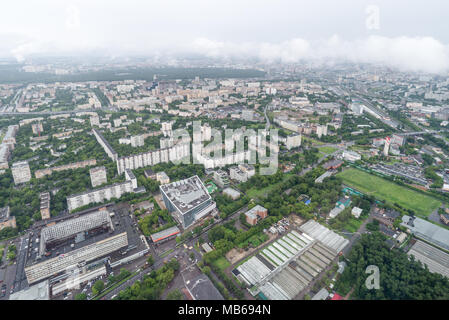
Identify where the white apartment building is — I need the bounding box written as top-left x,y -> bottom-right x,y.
89,166 -> 107,188
12,161 -> 32,184
130,135 -> 145,147
286,134 -> 302,150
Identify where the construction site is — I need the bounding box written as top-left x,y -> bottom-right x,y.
232,220 -> 349,300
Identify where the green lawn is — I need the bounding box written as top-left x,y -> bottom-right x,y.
246,174 -> 293,199
337,168 -> 442,217
303,137 -> 325,146
318,146 -> 338,155
213,257 -> 231,272
342,217 -> 364,233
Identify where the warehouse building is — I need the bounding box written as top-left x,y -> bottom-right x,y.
160,176 -> 216,228
9,280 -> 49,300
25,232 -> 128,285
150,226 -> 180,245
299,220 -> 349,253
38,209 -> 114,257
401,216 -> 449,251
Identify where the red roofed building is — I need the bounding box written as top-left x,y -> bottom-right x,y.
331,293 -> 344,300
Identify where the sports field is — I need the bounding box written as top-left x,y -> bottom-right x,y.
337,168 -> 442,217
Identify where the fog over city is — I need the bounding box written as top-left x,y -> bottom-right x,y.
1,0 -> 449,73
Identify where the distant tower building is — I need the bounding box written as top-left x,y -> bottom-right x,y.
11,161 -> 32,185
286,134 -> 302,150
90,166 -> 107,188
90,115 -> 100,127
242,110 -> 254,121
31,122 -> 43,135
130,135 -> 145,147
316,125 -> 328,138
384,137 -> 391,156
161,122 -> 173,137
202,124 -> 212,141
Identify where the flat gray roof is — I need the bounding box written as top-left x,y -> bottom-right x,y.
160,175 -> 211,215
402,216 -> 449,251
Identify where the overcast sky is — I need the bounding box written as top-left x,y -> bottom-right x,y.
1,0 -> 448,73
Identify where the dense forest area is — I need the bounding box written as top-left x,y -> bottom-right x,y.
335,233 -> 449,300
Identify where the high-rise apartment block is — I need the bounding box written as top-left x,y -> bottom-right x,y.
12,161 -> 32,184
90,166 -> 107,188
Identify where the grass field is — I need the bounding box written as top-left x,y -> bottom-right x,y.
246,174 -> 293,199
318,146 -> 338,155
213,257 -> 231,272
337,168 -> 442,217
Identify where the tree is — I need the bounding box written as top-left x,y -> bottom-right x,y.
166,289 -> 184,300
92,280 -> 105,296
75,293 -> 87,300
147,255 -> 155,266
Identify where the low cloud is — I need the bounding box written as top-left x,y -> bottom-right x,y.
191,35 -> 449,74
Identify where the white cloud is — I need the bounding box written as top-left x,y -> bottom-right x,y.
189,36 -> 449,74
65,5 -> 81,31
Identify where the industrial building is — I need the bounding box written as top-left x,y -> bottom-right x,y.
299,220 -> 349,253
11,161 -> 32,184
21,204 -> 149,295
234,226 -> 342,300
25,232 -> 128,285
90,166 -> 107,188
315,171 -> 334,184
150,226 -> 180,245
160,176 -> 216,228
38,209 -> 114,257
9,280 -> 49,300
342,150 -> 361,162
401,216 -> 449,251
407,240 -> 449,279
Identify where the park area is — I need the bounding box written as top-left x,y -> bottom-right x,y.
318,146 -> 338,155
337,168 -> 442,217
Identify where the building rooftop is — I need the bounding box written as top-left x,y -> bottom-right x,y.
0,206 -> 10,223
160,175 -> 211,215
244,205 -> 267,220
9,280 -> 49,300
186,274 -> 224,300
12,160 -> 29,168
401,215 -> 449,251
150,226 -> 180,243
